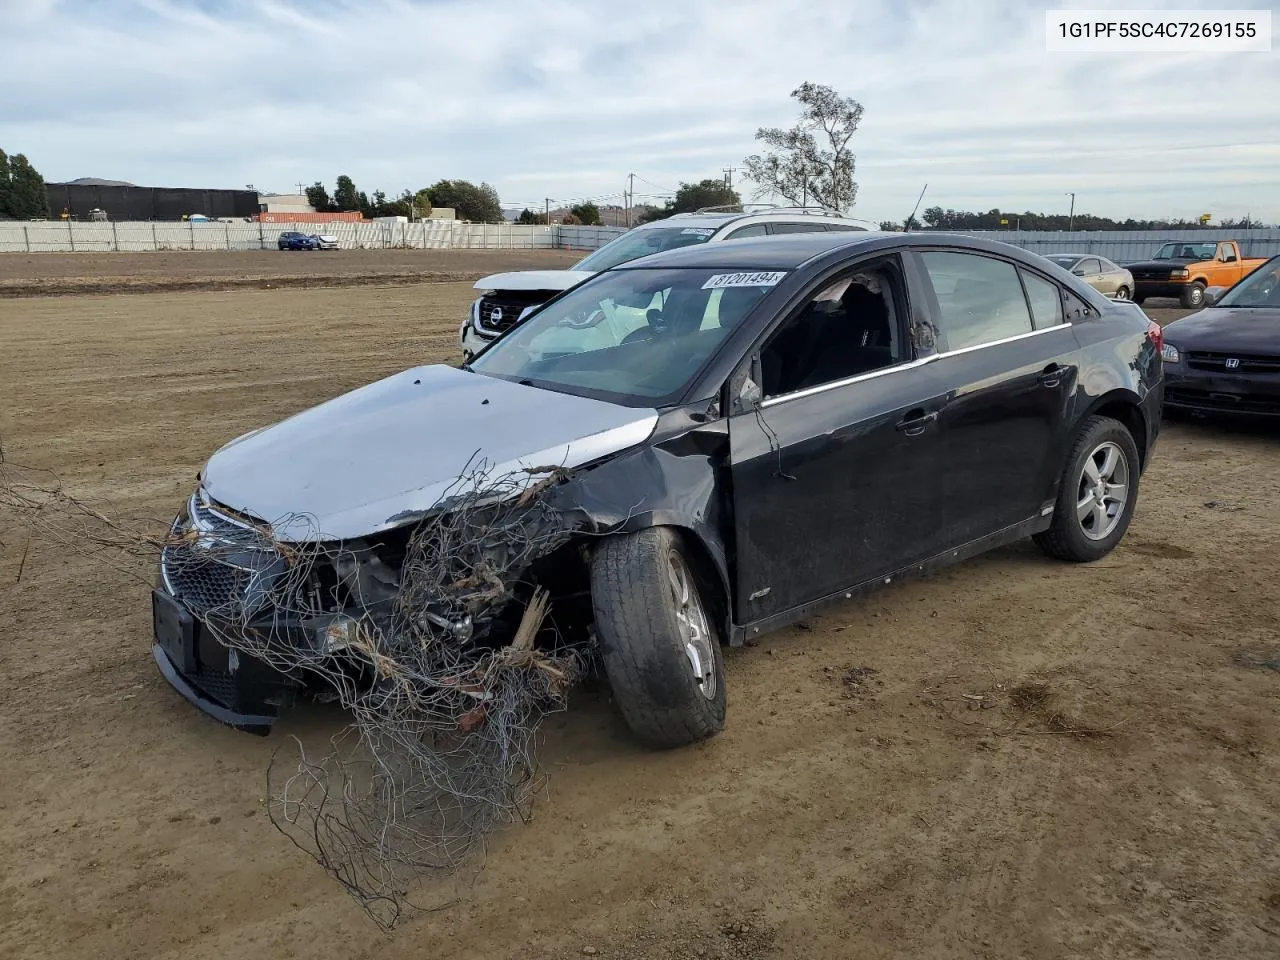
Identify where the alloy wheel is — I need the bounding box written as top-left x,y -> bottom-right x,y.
667,551 -> 716,700
1076,441 -> 1129,541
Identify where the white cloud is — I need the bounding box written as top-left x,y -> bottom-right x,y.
0,0 -> 1276,222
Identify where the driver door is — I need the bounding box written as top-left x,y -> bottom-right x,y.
726,256 -> 951,624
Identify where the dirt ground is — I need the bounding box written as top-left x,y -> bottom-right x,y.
0,249 -> 583,297
1,260 -> 1278,960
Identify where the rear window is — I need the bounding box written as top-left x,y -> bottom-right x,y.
573,226 -> 717,272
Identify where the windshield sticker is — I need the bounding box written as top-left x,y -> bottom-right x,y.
702,271 -> 788,290
680,228 -> 716,236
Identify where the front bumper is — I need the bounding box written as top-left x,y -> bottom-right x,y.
1134,280 -> 1187,300
459,321 -> 497,359
1164,366 -> 1280,417
151,587 -> 301,733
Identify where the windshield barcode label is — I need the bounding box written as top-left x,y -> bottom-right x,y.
702,272 -> 787,289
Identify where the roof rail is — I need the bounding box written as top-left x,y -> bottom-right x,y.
688,202 -> 853,218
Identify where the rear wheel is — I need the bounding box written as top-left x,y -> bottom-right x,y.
1114,285 -> 1131,301
1180,281 -> 1206,309
590,527 -> 726,747
1034,415 -> 1140,563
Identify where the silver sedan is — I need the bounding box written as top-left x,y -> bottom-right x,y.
1045,254 -> 1135,300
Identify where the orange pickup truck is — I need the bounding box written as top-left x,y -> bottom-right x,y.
1125,239 -> 1268,308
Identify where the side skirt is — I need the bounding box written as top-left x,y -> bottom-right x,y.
728,514 -> 1052,645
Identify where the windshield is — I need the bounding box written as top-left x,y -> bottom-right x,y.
469,266 -> 784,405
1216,257 -> 1280,308
573,226 -> 718,272
1154,242 -> 1217,260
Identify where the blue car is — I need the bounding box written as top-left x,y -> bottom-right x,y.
277,231 -> 319,251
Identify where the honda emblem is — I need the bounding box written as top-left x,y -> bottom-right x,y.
1225,358 -> 1240,369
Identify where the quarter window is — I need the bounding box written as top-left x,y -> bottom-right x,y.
769,222 -> 828,234
726,223 -> 769,239
919,251 -> 1034,352
1021,271 -> 1064,329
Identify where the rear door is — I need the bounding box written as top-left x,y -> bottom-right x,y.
727,254 -> 950,623
911,250 -> 1082,546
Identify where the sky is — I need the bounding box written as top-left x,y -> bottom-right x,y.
1,0 -> 1277,224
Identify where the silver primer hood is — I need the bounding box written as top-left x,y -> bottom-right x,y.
473,270 -> 595,293
202,365 -> 657,542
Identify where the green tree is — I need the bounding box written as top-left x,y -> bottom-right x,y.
425,179 -> 503,223
333,175 -> 361,212
877,220 -> 900,231
744,82 -> 863,212
516,208 -> 546,225
569,202 -> 602,225
305,181 -> 332,212
641,180 -> 741,222
0,149 -> 11,218
411,188 -> 433,220
6,153 -> 49,219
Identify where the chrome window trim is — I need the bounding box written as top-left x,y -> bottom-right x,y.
934,320 -> 1074,360
758,322 -> 1073,409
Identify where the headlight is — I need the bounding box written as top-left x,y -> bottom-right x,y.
1161,343 -> 1180,363
1171,268 -> 1189,279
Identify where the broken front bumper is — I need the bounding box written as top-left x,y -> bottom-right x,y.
151,587 -> 301,734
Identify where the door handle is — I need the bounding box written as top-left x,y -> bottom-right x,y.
1040,364 -> 1062,388
895,409 -> 939,436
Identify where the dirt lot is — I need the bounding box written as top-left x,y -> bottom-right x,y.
1,260 -> 1278,960
0,248 -> 583,297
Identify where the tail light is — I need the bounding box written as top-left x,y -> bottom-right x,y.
1146,319 -> 1163,354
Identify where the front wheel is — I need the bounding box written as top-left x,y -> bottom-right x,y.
590,527 -> 726,747
1034,415 -> 1141,563
1180,281 -> 1206,309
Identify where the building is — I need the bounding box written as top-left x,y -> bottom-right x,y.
46,179 -> 260,221
257,193 -> 314,215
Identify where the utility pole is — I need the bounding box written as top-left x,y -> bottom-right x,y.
722,166 -> 735,191
295,181 -> 306,196
1067,192 -> 1076,231
545,197 -> 551,225
627,172 -> 635,227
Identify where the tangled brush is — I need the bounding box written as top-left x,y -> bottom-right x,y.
2,446 -> 593,928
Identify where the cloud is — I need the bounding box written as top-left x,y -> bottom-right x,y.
0,0 -> 1276,222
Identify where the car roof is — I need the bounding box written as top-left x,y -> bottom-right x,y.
615,230 -> 1087,273
615,231 -> 889,270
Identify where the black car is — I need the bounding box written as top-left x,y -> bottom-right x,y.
1162,255 -> 1280,417
153,231 -> 1164,746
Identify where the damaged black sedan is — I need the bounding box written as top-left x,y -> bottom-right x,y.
153,232 -> 1164,747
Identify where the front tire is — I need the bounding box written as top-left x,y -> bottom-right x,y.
1034,415 -> 1141,563
590,527 -> 726,747
1180,281 -> 1206,309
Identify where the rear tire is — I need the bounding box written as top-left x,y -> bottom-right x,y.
1114,285 -> 1131,301
590,527 -> 726,747
1034,415 -> 1141,563
1133,294 -> 1147,305
1180,281 -> 1206,309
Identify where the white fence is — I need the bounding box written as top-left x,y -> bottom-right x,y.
947,228 -> 1280,263
0,219 -> 628,254
10,219 -> 1275,265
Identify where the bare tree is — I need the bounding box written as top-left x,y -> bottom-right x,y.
743,82 -> 864,213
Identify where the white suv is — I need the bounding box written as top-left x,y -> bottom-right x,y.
458,207 -> 867,358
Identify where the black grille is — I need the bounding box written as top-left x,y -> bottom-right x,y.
162,492 -> 280,613
1131,269 -> 1173,281
1166,387 -> 1280,415
162,551 -> 253,610
1186,351 -> 1280,374
475,293 -> 551,334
